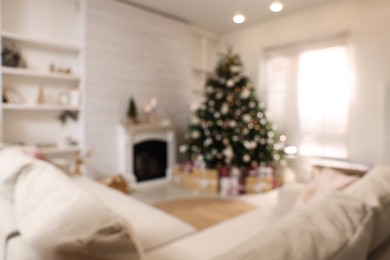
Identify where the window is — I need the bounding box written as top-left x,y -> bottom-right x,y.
262,35 -> 352,158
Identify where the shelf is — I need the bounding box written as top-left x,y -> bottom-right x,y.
2,67 -> 80,81
1,30 -> 80,53
2,103 -> 80,111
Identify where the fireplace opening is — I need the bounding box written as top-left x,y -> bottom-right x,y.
133,140 -> 167,182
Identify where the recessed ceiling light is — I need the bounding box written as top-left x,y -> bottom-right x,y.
270,2 -> 284,12
233,14 -> 246,24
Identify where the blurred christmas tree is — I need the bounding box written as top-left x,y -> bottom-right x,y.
181,49 -> 285,168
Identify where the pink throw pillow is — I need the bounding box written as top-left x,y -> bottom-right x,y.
294,167 -> 359,207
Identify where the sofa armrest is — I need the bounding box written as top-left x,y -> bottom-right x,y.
3,230 -> 20,260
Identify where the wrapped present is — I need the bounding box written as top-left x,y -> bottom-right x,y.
192,168 -> 219,193
246,176 -> 273,193
172,165 -> 219,194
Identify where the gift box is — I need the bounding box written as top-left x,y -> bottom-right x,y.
245,176 -> 273,193
192,168 -> 219,193
172,166 -> 219,194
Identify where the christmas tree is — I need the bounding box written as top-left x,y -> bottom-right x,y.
181,49 -> 285,168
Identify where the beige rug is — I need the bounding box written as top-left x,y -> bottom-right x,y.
153,197 -> 256,230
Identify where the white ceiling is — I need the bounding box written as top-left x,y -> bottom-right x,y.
125,0 -> 336,34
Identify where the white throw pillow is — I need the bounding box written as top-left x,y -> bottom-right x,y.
294,167 -> 358,207
345,165 -> 390,252
213,193 -> 374,260
14,160 -> 145,260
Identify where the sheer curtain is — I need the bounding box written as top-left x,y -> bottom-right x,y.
262,35 -> 352,159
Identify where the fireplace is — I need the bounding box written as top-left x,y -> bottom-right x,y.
117,123 -> 175,188
134,140 -> 167,182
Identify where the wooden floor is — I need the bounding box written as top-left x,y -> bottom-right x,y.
154,197 -> 256,230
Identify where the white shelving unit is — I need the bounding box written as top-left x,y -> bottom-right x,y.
0,0 -> 85,160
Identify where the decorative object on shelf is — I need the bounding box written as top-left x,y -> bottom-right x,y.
57,91 -> 70,105
3,88 -> 24,104
71,149 -> 93,176
69,90 -> 80,107
49,63 -> 72,74
180,49 -> 286,169
98,174 -> 129,194
58,110 -> 79,124
66,136 -> 79,147
126,97 -> 139,124
144,96 -> 158,124
1,42 -> 26,68
36,85 -> 47,104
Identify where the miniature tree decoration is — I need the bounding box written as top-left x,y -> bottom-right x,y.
181,49 -> 285,168
127,97 -> 139,123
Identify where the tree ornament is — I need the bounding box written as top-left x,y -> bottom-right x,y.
243,154 -> 251,162
204,138 -> 212,146
223,146 -> 234,159
243,114 -> 251,123
206,86 -> 214,94
226,79 -> 235,87
179,145 -> 188,153
191,130 -> 200,139
229,120 -> 237,128
221,103 -> 229,114
230,65 -> 241,73
241,88 -> 251,99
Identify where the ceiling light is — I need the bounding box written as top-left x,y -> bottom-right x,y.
233,14 -> 245,24
270,2 -> 284,12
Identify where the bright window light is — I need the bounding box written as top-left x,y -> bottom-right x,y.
298,46 -> 351,158
270,2 -> 284,13
233,14 -> 246,24
263,40 -> 352,159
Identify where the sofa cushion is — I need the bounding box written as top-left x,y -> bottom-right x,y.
74,177 -> 196,252
14,160 -> 144,260
344,165 -> 390,251
146,206 -> 276,260
213,193 -> 374,260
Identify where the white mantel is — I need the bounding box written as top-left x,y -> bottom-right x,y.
117,122 -> 176,188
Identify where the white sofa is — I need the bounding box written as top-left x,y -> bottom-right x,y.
1,146 -> 390,260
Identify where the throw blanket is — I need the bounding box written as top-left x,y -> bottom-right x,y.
0,147 -> 144,260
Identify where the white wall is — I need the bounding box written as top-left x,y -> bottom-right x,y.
220,0 -> 390,165
85,0 -> 192,176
